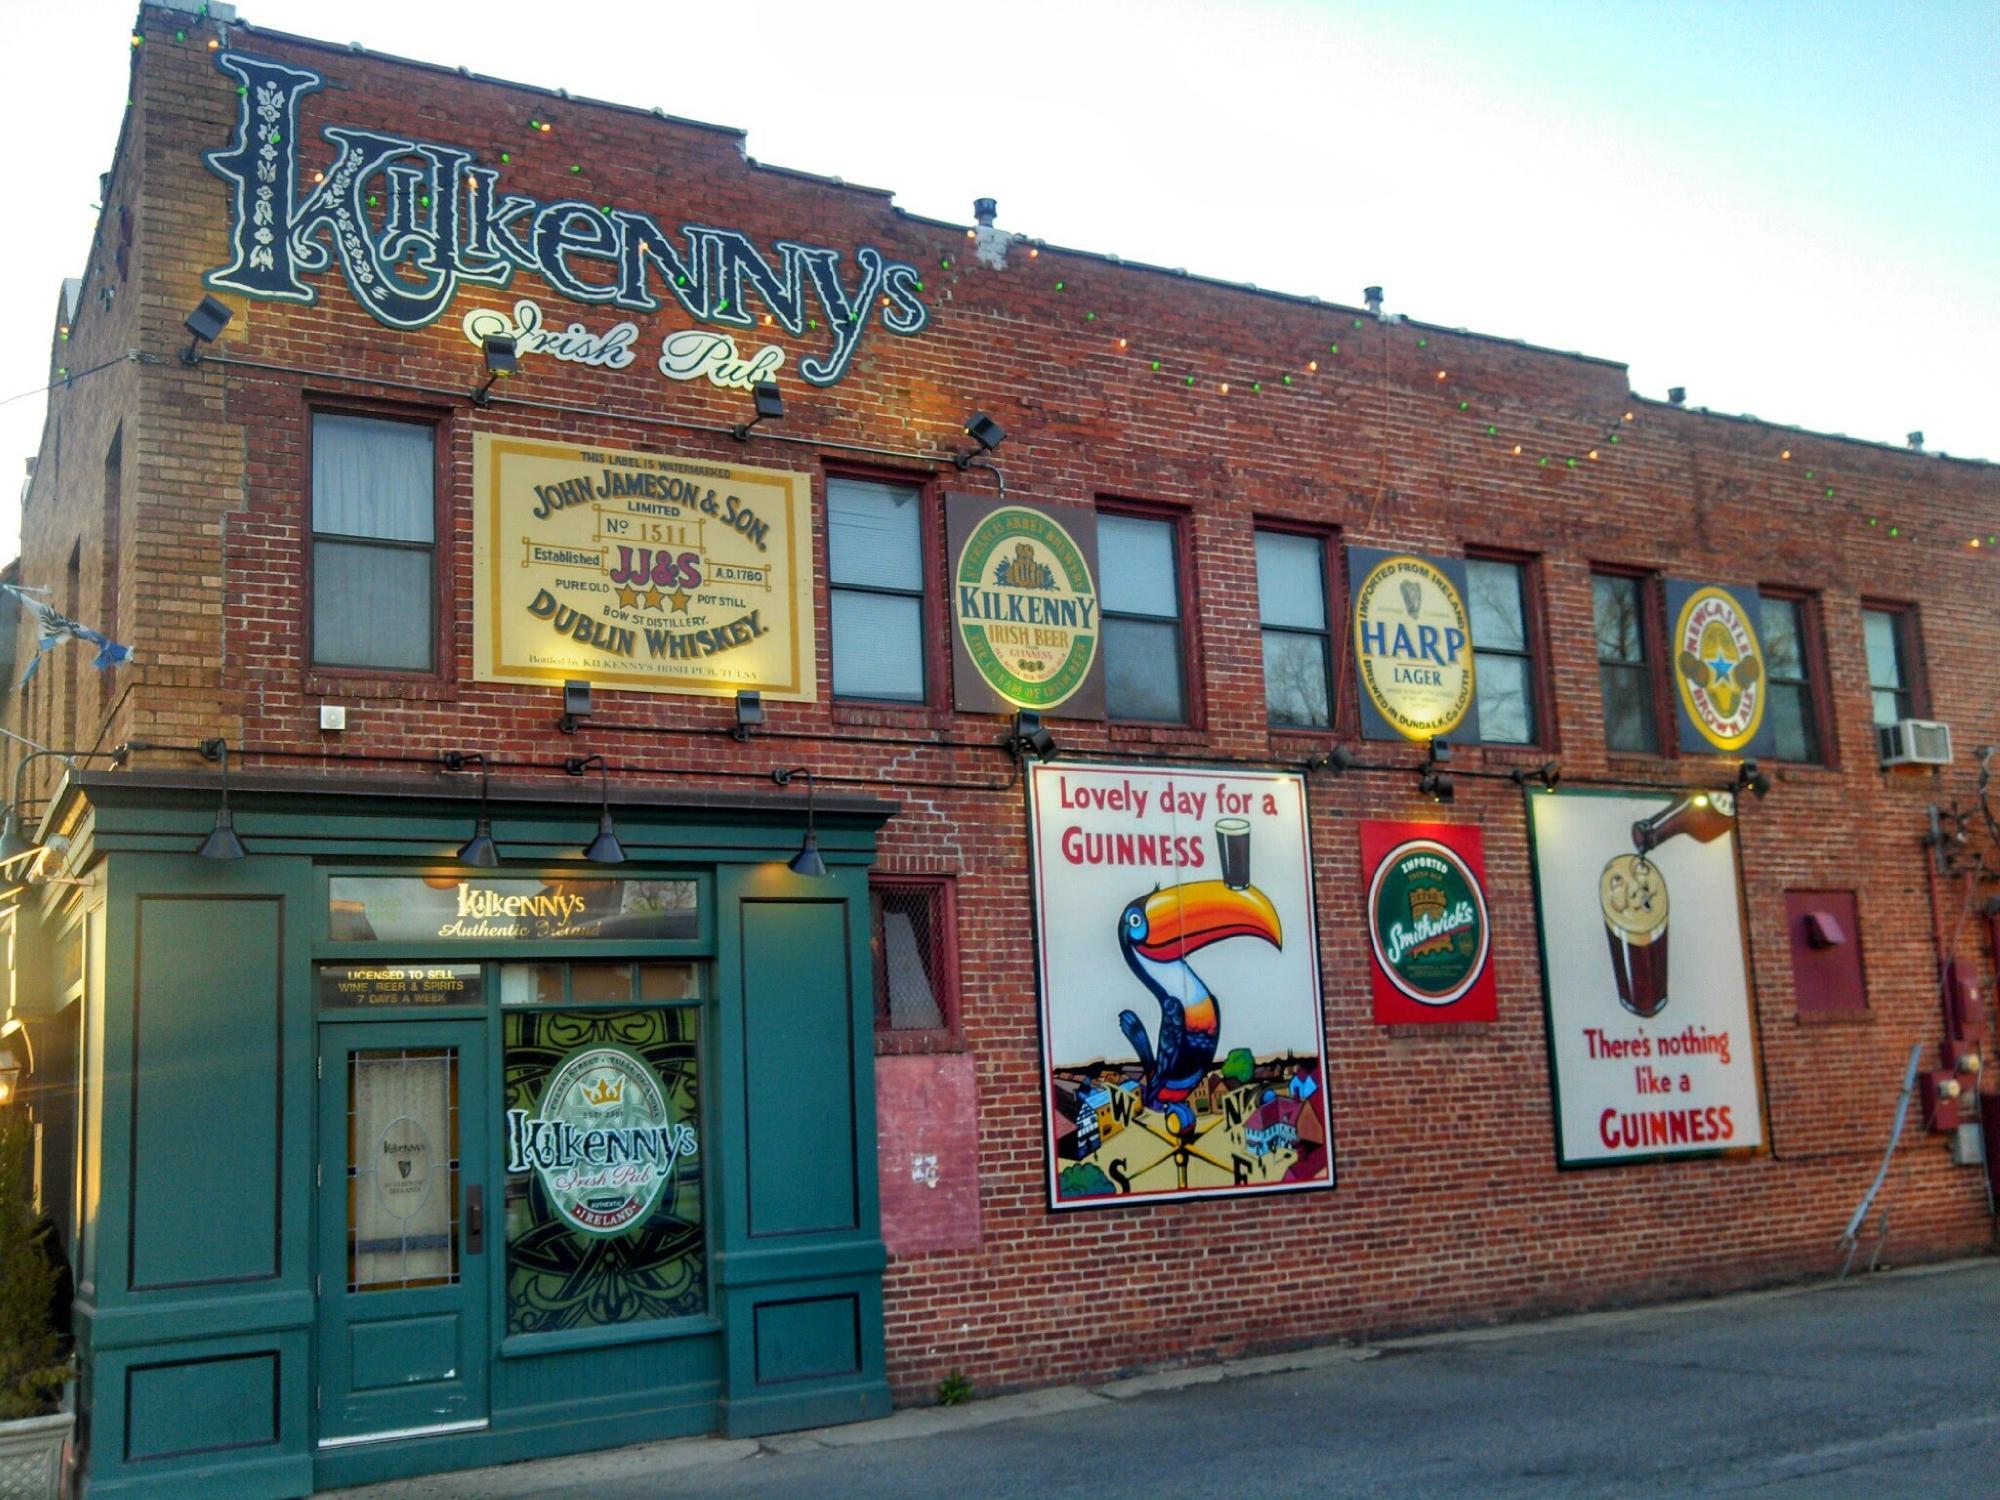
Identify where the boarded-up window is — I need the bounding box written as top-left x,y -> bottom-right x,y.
871,877 -> 958,1052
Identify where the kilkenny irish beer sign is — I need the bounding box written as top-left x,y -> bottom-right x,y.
946,493 -> 1105,716
474,434 -> 816,699
1027,763 -> 1334,1209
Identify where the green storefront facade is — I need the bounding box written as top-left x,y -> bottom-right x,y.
38,768 -> 895,1497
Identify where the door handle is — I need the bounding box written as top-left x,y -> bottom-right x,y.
465,1184 -> 484,1255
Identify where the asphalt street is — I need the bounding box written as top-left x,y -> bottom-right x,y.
334,1257 -> 2000,1499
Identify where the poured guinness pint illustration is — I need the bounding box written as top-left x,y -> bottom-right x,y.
1599,853 -> 1670,1017
1215,817 -> 1253,889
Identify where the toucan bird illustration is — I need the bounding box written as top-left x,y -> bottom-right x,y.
1116,881 -> 1283,1132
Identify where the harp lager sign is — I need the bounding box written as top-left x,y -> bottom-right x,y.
1347,548 -> 1480,742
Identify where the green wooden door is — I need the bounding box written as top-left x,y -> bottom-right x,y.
317,1020 -> 490,1447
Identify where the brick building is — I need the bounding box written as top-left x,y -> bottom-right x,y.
4,4 -> 1997,1495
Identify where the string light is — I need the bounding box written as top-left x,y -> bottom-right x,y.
1307,360 -> 1319,372
1116,337 -> 1127,349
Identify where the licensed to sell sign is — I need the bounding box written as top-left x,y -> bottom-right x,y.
474,434 -> 817,700
1347,547 -> 1480,742
318,963 -> 483,1008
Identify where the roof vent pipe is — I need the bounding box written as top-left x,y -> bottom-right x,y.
973,198 -> 997,227
1363,285 -> 1384,318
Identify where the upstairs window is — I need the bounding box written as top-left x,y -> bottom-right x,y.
1759,591 -> 1824,763
1467,555 -> 1539,746
1255,529 -> 1332,729
311,414 -> 436,672
1593,571 -> 1658,754
1098,512 -> 1187,723
827,477 -> 926,702
1862,604 -> 1920,727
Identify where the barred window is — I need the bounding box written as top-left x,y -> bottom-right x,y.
870,877 -> 958,1052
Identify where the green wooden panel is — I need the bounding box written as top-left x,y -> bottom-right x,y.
351,1313 -> 461,1391
741,901 -> 855,1237
125,1351 -> 277,1460
131,898 -> 282,1289
753,1295 -> 860,1384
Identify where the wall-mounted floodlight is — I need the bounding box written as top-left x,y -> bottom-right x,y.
1003,709 -> 1057,761
1509,760 -> 1562,792
559,678 -> 592,734
952,411 -> 1008,498
1418,738 -> 1454,803
732,381 -> 784,441
566,754 -> 626,865
1307,746 -> 1355,774
180,295 -> 234,366
1736,759 -> 1772,799
473,334 -> 519,405
732,690 -> 765,742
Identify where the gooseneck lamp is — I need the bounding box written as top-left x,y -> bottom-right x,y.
197,738 -> 247,860
566,754 -> 626,865
1,743 -> 149,868
771,767 -> 828,878
442,751 -> 499,867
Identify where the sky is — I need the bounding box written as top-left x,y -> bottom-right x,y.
1,0 -> 1994,570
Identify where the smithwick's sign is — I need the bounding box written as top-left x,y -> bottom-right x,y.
204,52 -> 929,386
506,1046 -> 698,1237
474,434 -> 815,699
1360,821 -> 1496,1024
946,494 -> 1105,716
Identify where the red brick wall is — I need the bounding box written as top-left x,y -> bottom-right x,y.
31,4 -> 1999,1404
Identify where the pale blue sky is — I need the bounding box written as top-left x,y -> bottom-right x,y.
2,0 -> 1993,568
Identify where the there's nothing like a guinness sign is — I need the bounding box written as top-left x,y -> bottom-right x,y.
1347,547 -> 1480,742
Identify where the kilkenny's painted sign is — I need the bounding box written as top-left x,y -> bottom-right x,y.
205,52 -> 928,386
473,435 -> 817,699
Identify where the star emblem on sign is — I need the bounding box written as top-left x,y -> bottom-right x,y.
615,585 -> 640,609
1705,649 -> 1736,684
669,590 -> 693,613
644,587 -> 665,611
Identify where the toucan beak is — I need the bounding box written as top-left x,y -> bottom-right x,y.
1134,880 -> 1282,961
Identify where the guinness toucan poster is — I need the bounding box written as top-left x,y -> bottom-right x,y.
1027,762 -> 1335,1209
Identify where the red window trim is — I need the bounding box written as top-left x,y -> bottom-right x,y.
823,461 -> 946,713
1858,597 -> 1930,720
301,393 -> 458,699
1095,496 -> 1201,729
1254,517 -> 1343,736
1589,563 -> 1673,759
1465,544 -> 1556,753
870,873 -> 962,1055
1756,584 -> 1837,768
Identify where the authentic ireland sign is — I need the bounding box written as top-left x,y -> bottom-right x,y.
473,434 -> 816,699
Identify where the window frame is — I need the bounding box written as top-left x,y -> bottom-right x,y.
1254,519 -> 1340,734
823,463 -> 942,708
1860,599 -> 1927,727
1095,498 -> 1199,727
1590,564 -> 1670,757
1756,585 -> 1834,767
303,399 -> 452,686
869,873 -> 961,1055
1465,546 -> 1553,751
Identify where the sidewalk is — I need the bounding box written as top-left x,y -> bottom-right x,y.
328,1257 -> 2000,1499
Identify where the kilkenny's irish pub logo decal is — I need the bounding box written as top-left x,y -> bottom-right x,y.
954,505 -> 1100,711
505,1046 -> 697,1237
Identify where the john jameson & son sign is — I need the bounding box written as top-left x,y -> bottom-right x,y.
204,52 -> 928,386
474,435 -> 816,699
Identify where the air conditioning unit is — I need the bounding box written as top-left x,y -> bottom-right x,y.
1879,718 -> 1952,768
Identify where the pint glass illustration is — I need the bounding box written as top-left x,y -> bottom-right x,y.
1599,853 -> 1669,1017
1215,817 -> 1252,890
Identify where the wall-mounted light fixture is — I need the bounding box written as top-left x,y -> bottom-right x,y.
471,334 -> 519,406
731,381 -> 784,441
197,737 -> 247,860
1509,760 -> 1562,792
1418,738 -> 1454,803
566,754 -> 626,864
1003,708 -> 1057,761
1306,746 -> 1355,774
179,295 -> 234,366
731,689 -> 765,742
0,743 -> 147,870
771,766 -> 828,877
442,751 -> 499,867
1735,759 -> 1772,799
952,411 -> 1008,498
559,678 -> 592,734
